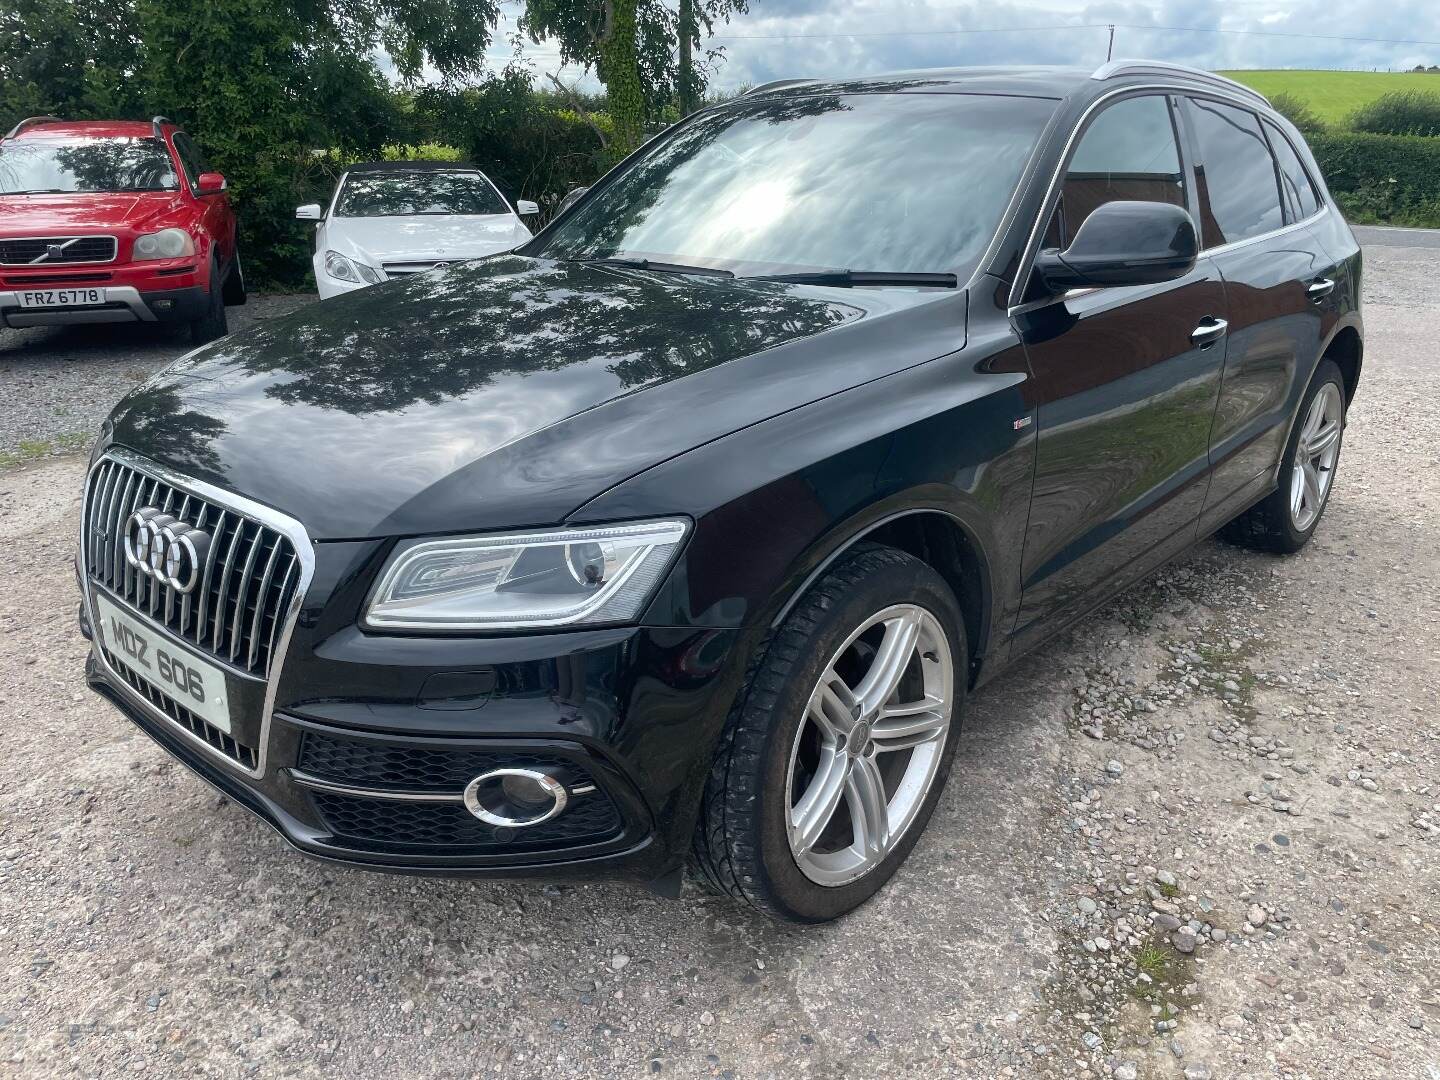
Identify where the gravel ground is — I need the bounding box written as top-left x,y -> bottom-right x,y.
1,239 -> 1438,1079
0,294 -> 313,465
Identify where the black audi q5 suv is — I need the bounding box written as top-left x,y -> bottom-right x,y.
78,61 -> 1361,922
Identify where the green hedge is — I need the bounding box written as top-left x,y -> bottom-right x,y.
1309,132 -> 1440,228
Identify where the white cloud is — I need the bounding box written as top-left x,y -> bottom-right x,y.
703,0 -> 1440,88
395,0 -> 1440,92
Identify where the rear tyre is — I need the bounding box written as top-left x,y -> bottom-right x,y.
692,546 -> 965,923
189,258 -> 229,345
222,251 -> 247,306
1223,358 -> 1346,554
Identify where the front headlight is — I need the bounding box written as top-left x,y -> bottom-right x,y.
324,249 -> 382,284
132,228 -> 195,261
364,519 -> 690,631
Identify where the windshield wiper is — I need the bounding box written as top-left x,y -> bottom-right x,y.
1,188 -> 69,195
749,269 -> 958,288
576,256 -> 734,278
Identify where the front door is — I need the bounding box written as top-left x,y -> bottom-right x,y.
1010,93 -> 1228,651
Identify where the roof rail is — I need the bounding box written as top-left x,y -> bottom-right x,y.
1090,60 -> 1269,107
151,115 -> 173,139
744,79 -> 819,96
3,115 -> 63,140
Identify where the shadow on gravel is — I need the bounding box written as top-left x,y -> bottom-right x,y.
0,321 -> 190,359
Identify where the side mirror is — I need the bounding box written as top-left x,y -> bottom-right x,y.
1035,201 -> 1197,292
516,199 -> 540,216
295,203 -> 323,221
556,186 -> 588,216
195,172 -> 227,195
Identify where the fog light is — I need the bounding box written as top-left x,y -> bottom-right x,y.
463,768 -> 567,827
152,299 -> 174,310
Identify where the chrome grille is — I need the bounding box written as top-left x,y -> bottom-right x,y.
83,457 -> 302,679
381,260 -> 461,277
0,235 -> 117,265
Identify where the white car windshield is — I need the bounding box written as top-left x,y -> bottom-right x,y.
336,172 -> 510,217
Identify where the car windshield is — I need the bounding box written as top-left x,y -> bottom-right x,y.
336,172 -> 511,217
0,137 -> 180,194
529,90 -> 1057,279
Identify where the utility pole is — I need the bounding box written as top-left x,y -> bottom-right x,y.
678,0 -> 698,116
1107,24 -> 1115,62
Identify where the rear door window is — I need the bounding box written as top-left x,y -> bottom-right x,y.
1185,98 -> 1284,246
1262,120 -> 1322,222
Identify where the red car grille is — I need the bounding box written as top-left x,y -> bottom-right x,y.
0,235 -> 117,265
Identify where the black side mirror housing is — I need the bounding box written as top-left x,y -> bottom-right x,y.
1035,201 -> 1198,292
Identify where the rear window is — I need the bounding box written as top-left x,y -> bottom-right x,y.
0,137 -> 180,194
1186,98 -> 1284,246
1263,120 -> 1322,221
335,172 -> 510,217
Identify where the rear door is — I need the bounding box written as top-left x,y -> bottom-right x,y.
1010,93 -> 1228,651
1179,96 -> 1333,532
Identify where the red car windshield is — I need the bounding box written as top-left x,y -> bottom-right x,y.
0,136 -> 181,195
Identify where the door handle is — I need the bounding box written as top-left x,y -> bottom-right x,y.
1190,316 -> 1229,349
1307,277 -> 1335,303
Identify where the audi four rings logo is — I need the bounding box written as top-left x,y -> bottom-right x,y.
123,507 -> 212,593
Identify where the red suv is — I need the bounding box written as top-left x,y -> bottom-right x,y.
0,116 -> 244,344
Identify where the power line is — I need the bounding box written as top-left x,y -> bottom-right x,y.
715,23 -> 1110,41
1118,23 -> 1440,49
712,21 -> 1440,49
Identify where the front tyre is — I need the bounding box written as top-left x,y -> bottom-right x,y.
1224,358 -> 1346,554
222,250 -> 247,306
692,546 -> 965,922
189,257 -> 229,346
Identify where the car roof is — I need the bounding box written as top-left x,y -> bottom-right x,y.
742,61 -> 1269,108
6,119 -> 172,140
344,160 -> 485,175
743,67 -> 1090,102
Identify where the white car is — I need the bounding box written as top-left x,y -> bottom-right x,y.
296,161 -> 538,299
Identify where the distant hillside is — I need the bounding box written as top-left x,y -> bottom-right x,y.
1218,70 -> 1440,125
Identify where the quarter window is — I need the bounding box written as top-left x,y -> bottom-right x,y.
1263,120 -> 1321,221
1050,95 -> 1187,248
1186,99 -> 1284,246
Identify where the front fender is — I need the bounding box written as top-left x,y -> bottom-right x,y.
570,342 -> 1037,670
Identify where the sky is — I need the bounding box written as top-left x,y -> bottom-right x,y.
468,0 -> 1440,91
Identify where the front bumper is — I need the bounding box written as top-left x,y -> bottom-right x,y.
86,653 -> 669,882
79,568 -> 744,888
0,284 -> 208,327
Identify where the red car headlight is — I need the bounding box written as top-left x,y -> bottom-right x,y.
133,228 -> 195,261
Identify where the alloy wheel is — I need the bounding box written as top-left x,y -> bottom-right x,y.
784,603 -> 954,887
1290,383 -> 1343,531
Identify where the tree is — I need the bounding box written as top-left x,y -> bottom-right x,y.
520,0 -> 667,155
679,0 -> 747,117
1268,92 -> 1325,137
1,0 -> 501,286
520,0 -> 747,154
0,0 -> 143,119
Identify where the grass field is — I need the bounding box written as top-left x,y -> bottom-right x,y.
1217,70 -> 1440,125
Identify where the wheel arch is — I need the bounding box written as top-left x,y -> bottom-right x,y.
1271,317 -> 1361,485
1322,322 -> 1362,405
769,505 -> 996,687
